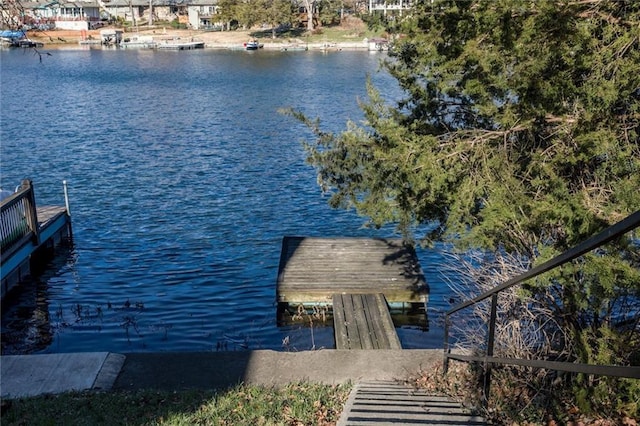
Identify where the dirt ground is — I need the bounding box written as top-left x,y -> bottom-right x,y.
27,27 -> 263,48
25,18 -> 370,49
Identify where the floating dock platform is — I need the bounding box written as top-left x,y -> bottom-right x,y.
276,237 -> 428,305
276,237 -> 428,349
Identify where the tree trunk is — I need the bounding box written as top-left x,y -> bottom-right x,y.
302,0 -> 315,31
307,8 -> 313,31
129,0 -> 137,32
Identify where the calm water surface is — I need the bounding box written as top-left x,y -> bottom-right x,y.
0,47 -> 454,354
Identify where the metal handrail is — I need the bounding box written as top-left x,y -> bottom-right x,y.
446,353 -> 640,379
443,210 -> 640,398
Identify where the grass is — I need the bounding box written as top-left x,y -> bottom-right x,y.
254,27 -> 379,43
1,382 -> 352,426
305,27 -> 379,43
248,17 -> 383,44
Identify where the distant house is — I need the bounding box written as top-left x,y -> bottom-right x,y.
368,0 -> 413,16
21,0 -> 102,30
13,0 -> 406,32
187,0 -> 219,30
101,0 -> 185,27
15,0 -> 191,30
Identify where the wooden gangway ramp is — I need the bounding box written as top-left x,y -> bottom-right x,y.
276,237 -> 428,304
333,293 -> 401,350
276,237 -> 428,350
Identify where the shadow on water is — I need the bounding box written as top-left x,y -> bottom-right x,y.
277,303 -> 428,350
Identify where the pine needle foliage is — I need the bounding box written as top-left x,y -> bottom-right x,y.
285,0 -> 640,420
299,0 -> 639,253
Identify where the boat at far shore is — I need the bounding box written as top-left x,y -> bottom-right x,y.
156,37 -> 205,50
121,34 -> 157,49
243,40 -> 263,50
1,30 -> 44,48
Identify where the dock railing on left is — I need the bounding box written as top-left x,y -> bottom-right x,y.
1,179 -> 72,300
0,179 -> 40,261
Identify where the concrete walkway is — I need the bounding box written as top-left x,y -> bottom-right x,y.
1,352 -> 125,399
1,349 -> 443,398
2,350 -> 487,424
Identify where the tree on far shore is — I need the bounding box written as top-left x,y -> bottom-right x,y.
215,0 -> 239,30
300,0 -> 316,30
0,0 -> 24,30
214,0 -> 295,34
260,0 -> 296,38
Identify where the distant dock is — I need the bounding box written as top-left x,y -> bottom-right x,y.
1,179 -> 72,300
276,237 -> 428,349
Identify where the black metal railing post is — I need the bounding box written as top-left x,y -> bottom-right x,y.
482,293 -> 498,402
443,313 -> 450,374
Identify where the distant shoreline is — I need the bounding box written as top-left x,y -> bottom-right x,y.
23,27 -> 380,52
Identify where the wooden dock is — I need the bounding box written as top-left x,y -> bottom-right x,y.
276,237 -> 428,304
333,293 -> 401,350
1,180 -> 72,300
276,237 -> 428,350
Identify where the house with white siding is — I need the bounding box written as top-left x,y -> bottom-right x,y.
187,0 -> 220,30
368,0 -> 412,16
21,0 -> 102,30
101,0 -> 186,27
14,0 -> 411,32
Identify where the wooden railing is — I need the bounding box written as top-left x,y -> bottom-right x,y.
443,210 -> 640,400
0,179 -> 39,261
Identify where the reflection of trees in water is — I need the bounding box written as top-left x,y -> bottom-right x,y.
1,247 -> 75,355
1,277 -> 53,355
52,299 -> 148,345
2,293 -> 150,354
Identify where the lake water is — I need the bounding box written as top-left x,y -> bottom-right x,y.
0,47 -> 455,354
